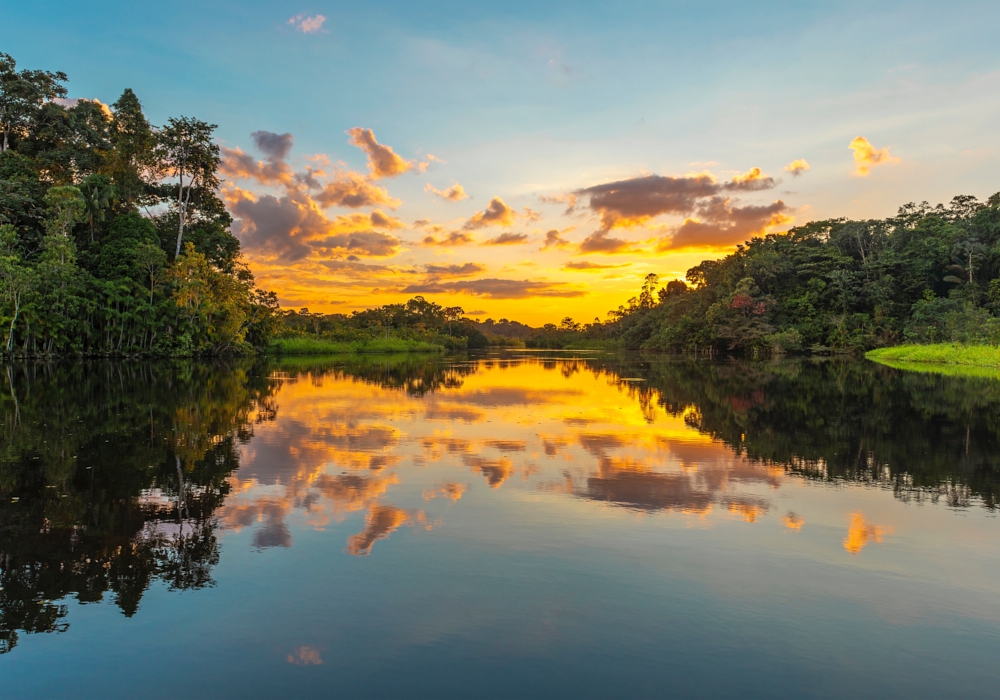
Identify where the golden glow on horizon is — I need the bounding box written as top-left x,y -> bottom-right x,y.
219,128 -> 811,324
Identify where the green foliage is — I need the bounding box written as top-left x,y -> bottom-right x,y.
867,343 -> 1000,370
273,336 -> 445,355
279,296 -> 490,353
0,52 -> 277,356
556,193 -> 1000,356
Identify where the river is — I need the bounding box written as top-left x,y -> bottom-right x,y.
2,352 -> 999,698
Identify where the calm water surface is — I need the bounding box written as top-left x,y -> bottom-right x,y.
2,353 -> 999,698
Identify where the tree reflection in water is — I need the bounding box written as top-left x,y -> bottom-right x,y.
0,360 -> 277,653
3,352 -> 1000,654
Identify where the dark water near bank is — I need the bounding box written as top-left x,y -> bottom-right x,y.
2,353 -> 999,699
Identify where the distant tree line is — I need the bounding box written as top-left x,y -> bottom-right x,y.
280,296 -> 492,350
534,193 -> 1000,353
0,53 -> 279,356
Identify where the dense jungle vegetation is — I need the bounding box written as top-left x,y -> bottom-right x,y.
0,53 -> 279,356
530,192 -> 1000,353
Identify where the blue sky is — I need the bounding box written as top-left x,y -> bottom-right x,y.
5,1 -> 1000,321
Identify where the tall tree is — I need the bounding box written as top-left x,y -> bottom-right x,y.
0,53 -> 67,153
108,89 -> 155,208
155,117 -> 220,259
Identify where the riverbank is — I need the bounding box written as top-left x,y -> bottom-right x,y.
272,337 -> 445,355
866,343 -> 1000,378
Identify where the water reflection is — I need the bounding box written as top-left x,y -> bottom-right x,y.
2,353 -> 1000,656
0,361 -> 277,653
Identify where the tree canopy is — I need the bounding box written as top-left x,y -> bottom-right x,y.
0,53 -> 277,356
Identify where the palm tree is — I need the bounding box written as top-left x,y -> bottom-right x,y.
79,174 -> 116,242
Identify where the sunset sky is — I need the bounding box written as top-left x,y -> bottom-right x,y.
7,1 -> 1000,324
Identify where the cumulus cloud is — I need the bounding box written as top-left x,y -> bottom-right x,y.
483,232 -> 528,245
226,186 -> 403,261
401,278 -> 585,299
658,197 -> 790,251
523,206 -> 542,222
424,262 -> 485,277
849,136 -> 899,176
578,231 -> 635,254
221,130 -> 296,186
314,171 -> 400,209
311,230 -> 401,257
578,174 -> 721,230
577,170 -> 778,231
784,159 -> 810,176
421,231 -> 476,246
425,183 -> 469,201
288,14 -> 326,33
347,127 -> 412,179
52,97 -> 113,118
726,167 -> 776,191
542,229 -> 572,250
563,261 -> 631,271
251,130 -> 293,161
462,197 -> 516,229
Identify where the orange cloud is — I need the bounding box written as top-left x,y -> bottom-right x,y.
347,127 -> 412,179
728,167 -> 775,191
843,512 -> 891,554
523,206 -> 542,222
784,159 -> 810,176
463,197 -> 516,229
425,183 -> 469,201
315,171 -> 400,209
578,174 -> 720,230
578,171 -> 779,231
483,232 -> 528,245
578,231 -> 636,254
401,278 -> 585,299
424,262 -> 485,277
421,231 -> 476,246
226,187 -> 403,260
542,229 -> 572,250
220,131 -> 296,186
657,198 -> 790,251
564,260 -> 631,271
849,137 -> 899,176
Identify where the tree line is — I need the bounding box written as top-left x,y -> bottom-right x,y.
0,53 -> 278,356
535,193 -> 1000,353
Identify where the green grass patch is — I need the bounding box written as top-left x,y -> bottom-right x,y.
867,343 -> 1000,378
272,337 -> 444,355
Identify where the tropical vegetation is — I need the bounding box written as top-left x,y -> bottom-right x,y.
536,193 -> 1000,355
0,53 -> 278,356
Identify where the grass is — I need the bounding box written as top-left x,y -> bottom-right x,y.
866,343 -> 1000,379
272,336 -> 445,355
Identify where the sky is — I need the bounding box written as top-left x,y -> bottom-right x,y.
5,0 -> 1000,324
